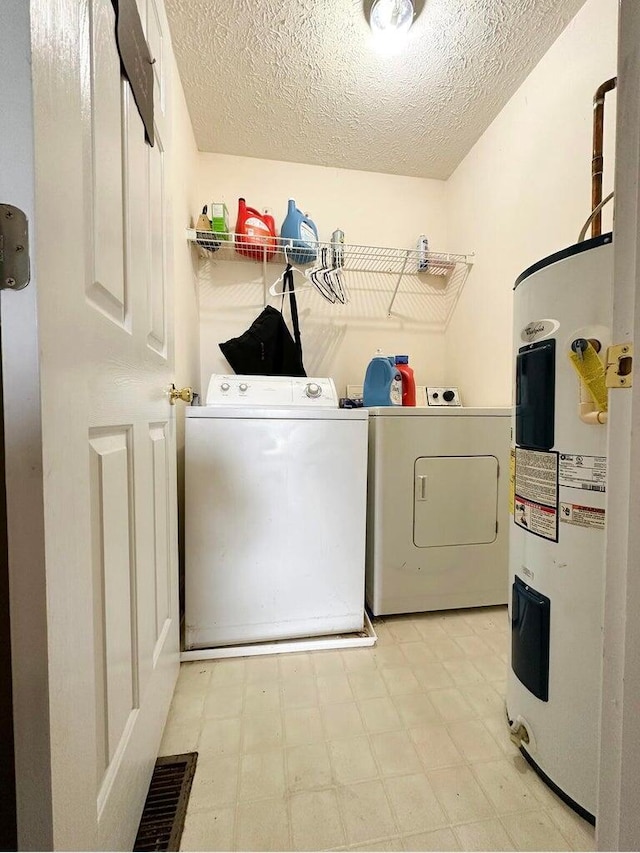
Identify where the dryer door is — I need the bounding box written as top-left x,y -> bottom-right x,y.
414,455 -> 499,547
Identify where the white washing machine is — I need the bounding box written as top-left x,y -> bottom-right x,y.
366,407 -> 511,615
185,375 -> 369,649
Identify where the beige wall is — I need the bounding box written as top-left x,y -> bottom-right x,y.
196,154 -> 449,396
171,57 -> 200,591
445,0 -> 618,406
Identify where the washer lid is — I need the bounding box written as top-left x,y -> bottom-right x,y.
367,406 -> 511,417
186,406 -> 369,420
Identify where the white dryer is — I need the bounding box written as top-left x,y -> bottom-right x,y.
366,407 -> 511,615
185,375 -> 368,649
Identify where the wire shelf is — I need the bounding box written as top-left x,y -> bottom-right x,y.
186,230 -> 472,276
186,228 -> 473,321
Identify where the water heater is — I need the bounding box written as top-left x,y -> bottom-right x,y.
507,233 -> 613,823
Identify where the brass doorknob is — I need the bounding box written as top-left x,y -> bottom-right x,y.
168,384 -> 193,405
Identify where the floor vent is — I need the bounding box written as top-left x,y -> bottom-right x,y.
133,753 -> 198,852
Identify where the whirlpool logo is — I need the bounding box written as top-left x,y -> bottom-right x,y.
520,319 -> 559,342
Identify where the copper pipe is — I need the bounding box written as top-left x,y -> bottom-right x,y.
592,77 -> 617,238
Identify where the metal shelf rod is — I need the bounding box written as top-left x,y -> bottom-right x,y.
387,252 -> 410,317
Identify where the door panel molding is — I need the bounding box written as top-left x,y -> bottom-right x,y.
147,131 -> 167,356
85,0 -> 127,328
147,0 -> 166,119
150,423 -> 170,642
89,428 -> 138,780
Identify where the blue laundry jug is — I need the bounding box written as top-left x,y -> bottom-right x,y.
363,350 -> 403,407
280,199 -> 318,265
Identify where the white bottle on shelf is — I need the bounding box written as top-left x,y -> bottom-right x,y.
417,234 -> 429,272
331,229 -> 345,268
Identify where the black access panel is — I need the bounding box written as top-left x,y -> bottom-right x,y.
516,338 -> 556,451
511,576 -> 551,702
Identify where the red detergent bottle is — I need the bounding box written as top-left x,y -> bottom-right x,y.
395,355 -> 416,406
235,198 -> 277,260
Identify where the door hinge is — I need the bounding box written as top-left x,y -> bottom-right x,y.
605,343 -> 633,388
0,204 -> 30,291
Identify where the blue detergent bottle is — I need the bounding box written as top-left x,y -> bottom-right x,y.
280,199 -> 318,264
363,350 -> 403,407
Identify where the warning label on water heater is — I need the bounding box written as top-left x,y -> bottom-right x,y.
560,502 -> 606,530
509,449 -> 516,515
514,448 -> 559,542
514,497 -> 558,541
559,454 -> 607,493
515,448 -> 558,506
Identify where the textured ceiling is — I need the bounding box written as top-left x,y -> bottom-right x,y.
165,0 -> 586,179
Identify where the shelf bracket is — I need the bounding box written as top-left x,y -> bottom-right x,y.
387,252 -> 410,317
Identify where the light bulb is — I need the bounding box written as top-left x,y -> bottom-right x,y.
369,0 -> 414,35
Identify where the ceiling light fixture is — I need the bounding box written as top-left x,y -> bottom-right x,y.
368,0 -> 415,36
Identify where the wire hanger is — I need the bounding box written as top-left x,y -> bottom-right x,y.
268,265 -> 309,297
268,245 -> 312,297
307,248 -> 337,304
267,242 -> 350,305
330,244 -> 349,304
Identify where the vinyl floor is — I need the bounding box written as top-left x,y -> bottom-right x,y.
159,606 -> 594,852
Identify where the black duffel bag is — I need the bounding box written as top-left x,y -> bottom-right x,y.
218,265 -> 306,376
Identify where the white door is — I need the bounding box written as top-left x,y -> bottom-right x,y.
2,0 -> 179,848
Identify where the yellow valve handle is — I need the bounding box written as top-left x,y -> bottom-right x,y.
568,341 -> 608,412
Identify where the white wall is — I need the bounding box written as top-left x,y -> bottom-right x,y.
196,154 -> 449,396
171,60 -> 200,588
446,0 -> 618,406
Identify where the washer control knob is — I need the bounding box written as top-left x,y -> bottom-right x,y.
221,382 -> 230,392
239,382 -> 248,392
443,390 -> 456,402
306,382 -> 322,398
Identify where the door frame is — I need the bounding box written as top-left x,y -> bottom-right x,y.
1,2 -> 54,849
598,1 -> 640,848
0,322 -> 17,852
